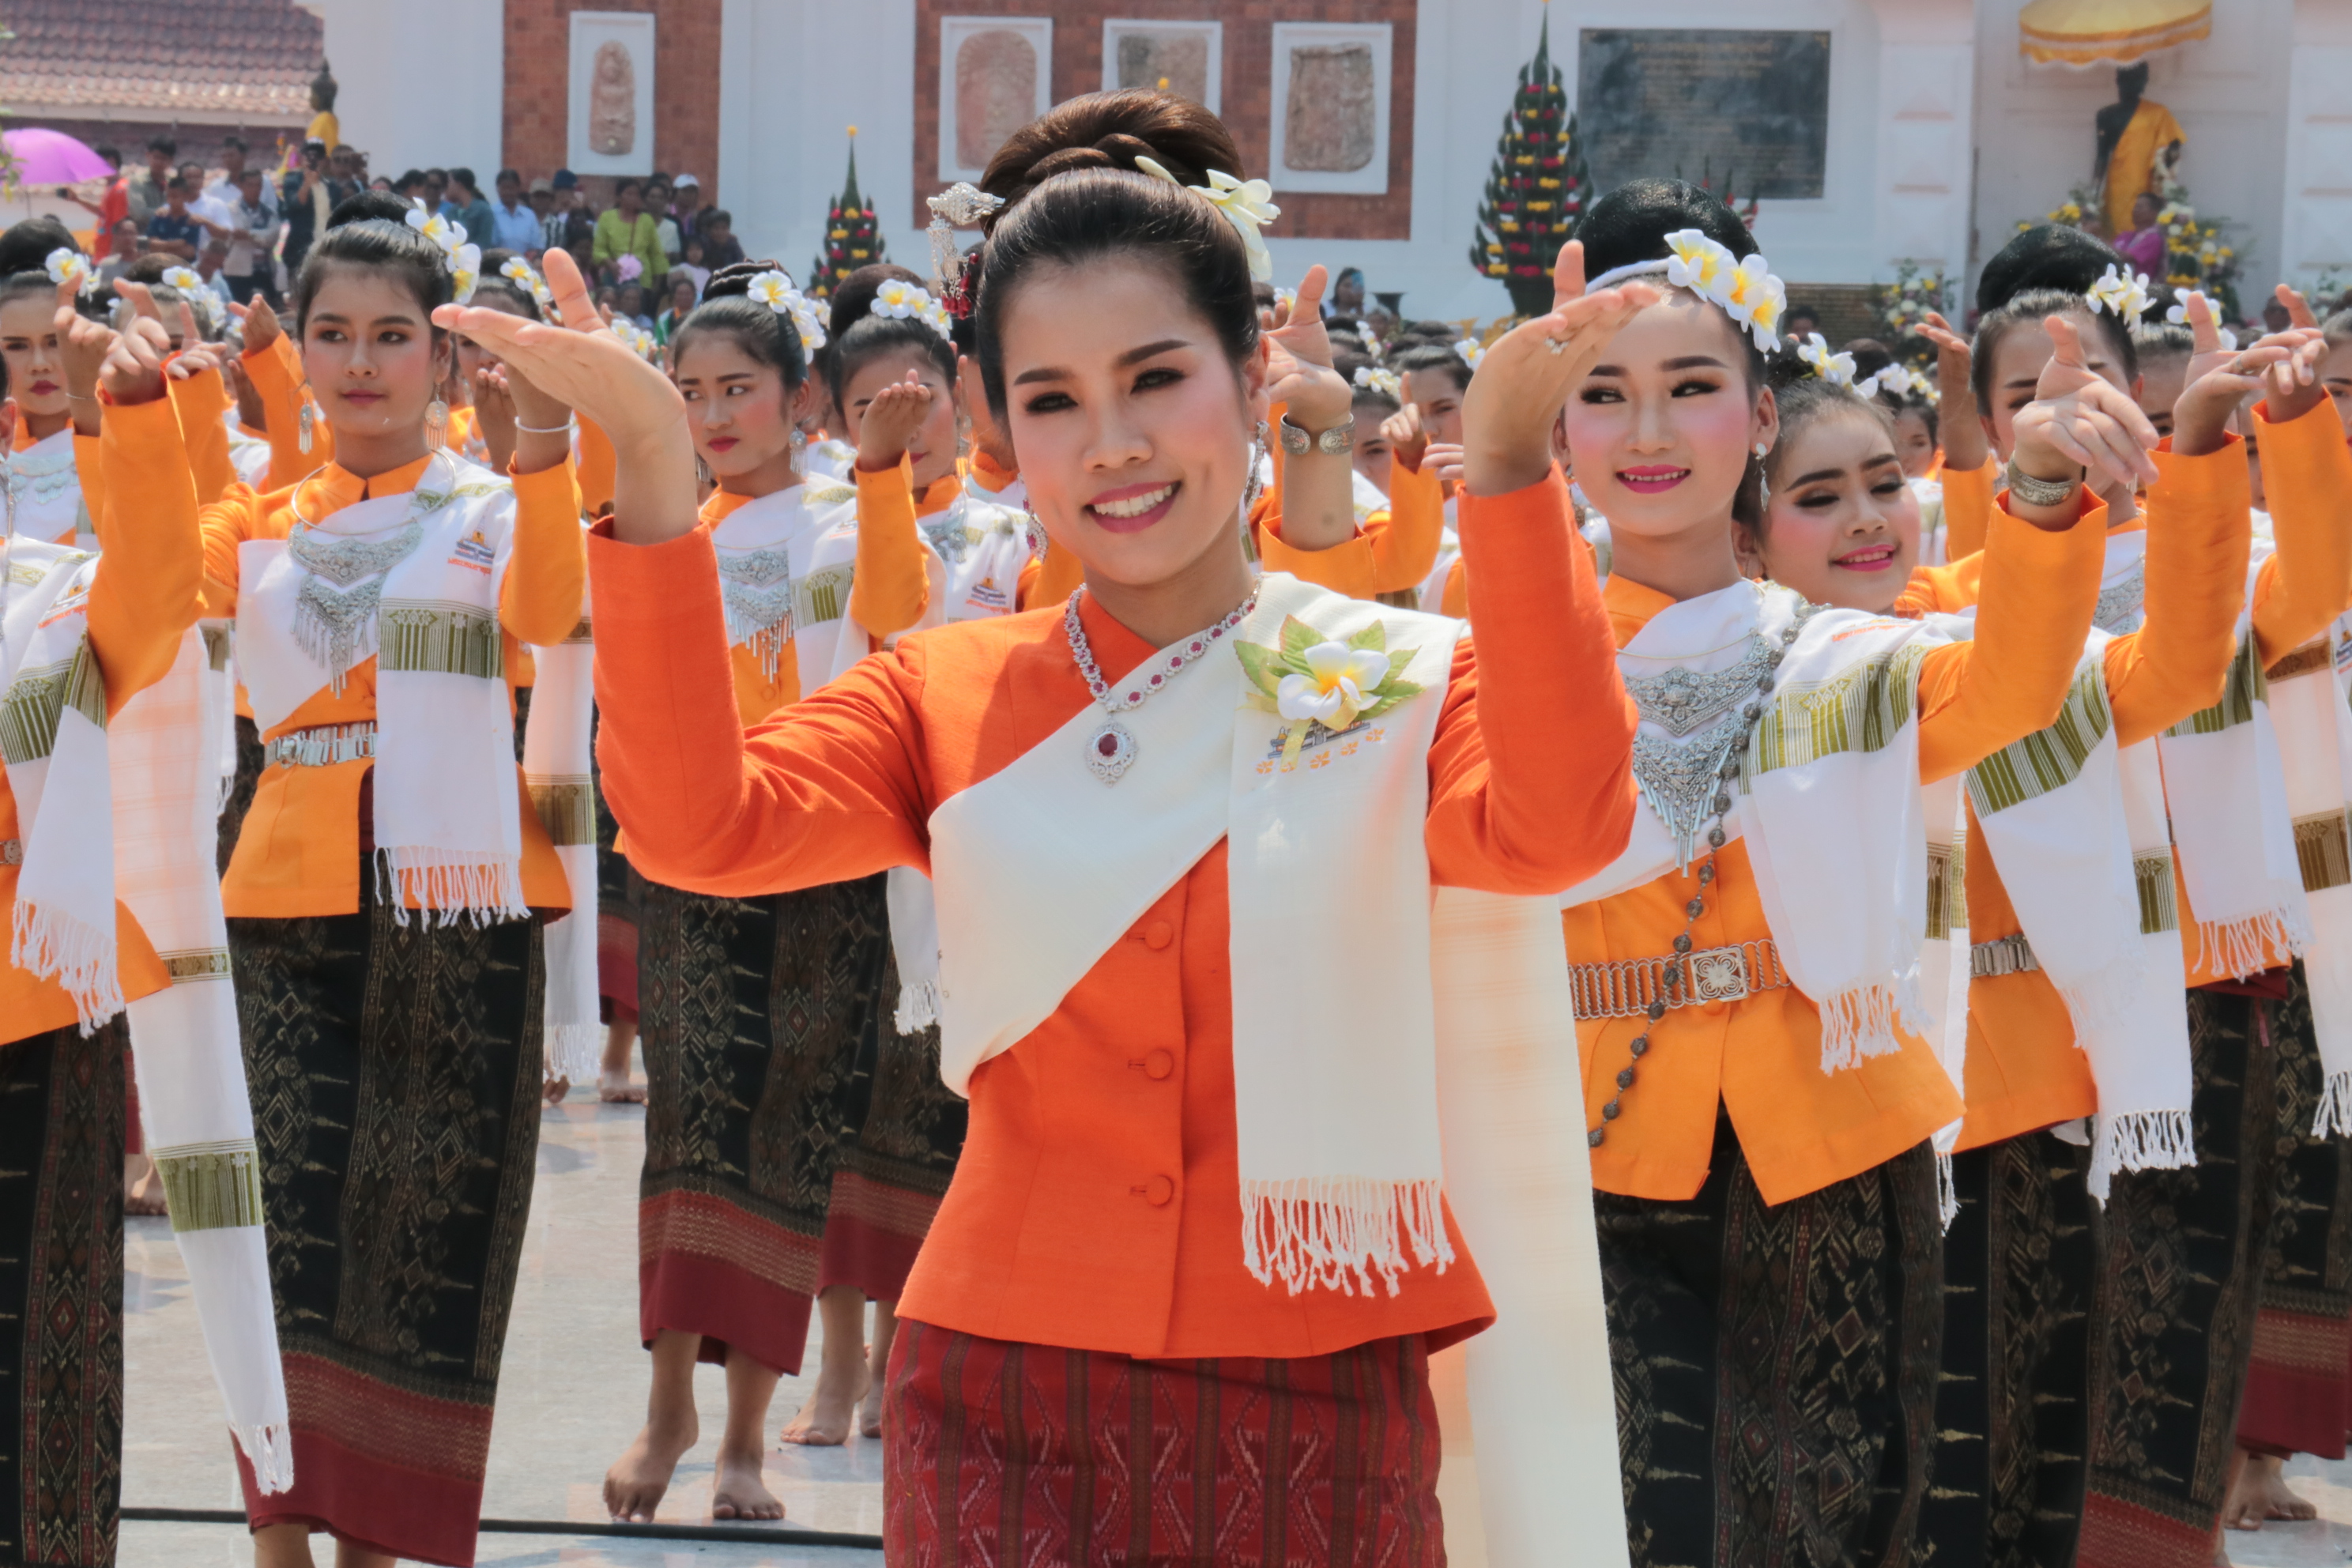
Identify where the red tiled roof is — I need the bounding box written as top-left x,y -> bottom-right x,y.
0,0 -> 323,120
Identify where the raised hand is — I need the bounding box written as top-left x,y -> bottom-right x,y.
55,277 -> 115,415
228,292 -> 281,358
854,372 -> 932,472
2173,292 -> 2295,458
2254,286 -> 2328,425
1462,240 -> 1660,496
2011,315 -> 2162,493
1423,440 -> 1465,490
474,363 -> 519,473
99,315 -> 175,407
1264,265 -> 1351,431
1381,400 -> 1428,474
1919,310 -> 1988,471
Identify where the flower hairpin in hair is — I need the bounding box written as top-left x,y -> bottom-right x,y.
1796,334 -> 1857,388
2086,264 -> 2152,328
1453,336 -> 1488,371
1658,229 -> 1788,352
1663,229 -> 1733,299
44,247 -> 93,297
448,243 -> 481,304
1860,363 -> 1937,403
1352,364 -> 1402,399
925,182 -> 1004,311
2165,288 -> 2238,351
405,202 -> 462,254
500,255 -> 555,312
746,268 -> 828,350
1133,156 -> 1280,283
873,277 -> 954,341
160,264 -> 202,295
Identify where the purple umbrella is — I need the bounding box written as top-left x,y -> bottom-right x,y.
3,128 -> 113,186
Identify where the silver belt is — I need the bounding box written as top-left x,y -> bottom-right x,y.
1969,933 -> 2040,978
0,838 -> 18,866
1567,938 -> 1790,1020
265,721 -> 378,768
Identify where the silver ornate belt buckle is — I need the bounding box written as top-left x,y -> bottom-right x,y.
1687,946 -> 1750,1004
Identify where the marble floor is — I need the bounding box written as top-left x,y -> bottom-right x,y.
2229,1457 -> 2352,1567
121,1086 -> 884,1566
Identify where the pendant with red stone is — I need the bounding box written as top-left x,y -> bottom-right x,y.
1086,719 -> 1137,785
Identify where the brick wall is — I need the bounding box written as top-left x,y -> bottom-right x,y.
911,0 -> 1416,240
502,0 -> 722,212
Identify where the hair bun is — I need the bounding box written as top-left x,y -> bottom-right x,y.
1577,178 -> 1757,284
701,259 -> 785,303
1976,224 -> 2122,315
980,89 -> 1242,222
326,190 -> 415,232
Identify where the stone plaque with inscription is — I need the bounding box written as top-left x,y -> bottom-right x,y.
1116,31 -> 1211,104
1577,29 -> 1830,200
956,28 -> 1041,172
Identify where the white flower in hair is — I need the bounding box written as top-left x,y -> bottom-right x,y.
1663,229 -> 1733,300
1353,364 -> 1402,399
501,255 -> 554,311
43,248 -> 89,290
1722,254 -> 1788,352
405,202 -> 463,256
2086,264 -> 2152,327
160,265 -> 202,295
872,278 -> 935,320
1453,336 -> 1487,371
1796,333 -> 1856,387
1134,156 -> 1280,283
2164,288 -> 2238,350
745,270 -> 796,312
449,243 -> 481,304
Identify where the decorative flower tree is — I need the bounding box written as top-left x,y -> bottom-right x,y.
809,127 -> 883,302
1468,13 -> 1592,318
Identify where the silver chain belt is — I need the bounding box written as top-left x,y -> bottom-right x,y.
265,721 -> 378,768
1969,933 -> 2040,978
1567,938 -> 1790,1021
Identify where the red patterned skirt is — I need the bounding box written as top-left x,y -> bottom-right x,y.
881,1321 -> 1445,1567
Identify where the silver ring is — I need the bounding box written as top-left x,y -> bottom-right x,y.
1544,336 -> 1568,356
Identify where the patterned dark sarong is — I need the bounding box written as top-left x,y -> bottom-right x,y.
0,1020 -> 126,1568
2239,965 -> 2352,1458
635,872 -> 888,1377
2077,985 -> 2286,1568
882,1320 -> 1445,1566
215,714 -> 262,877
819,945 -> 967,1301
1597,1112 -> 1943,1568
226,882 -> 545,1568
1913,1132 -> 2097,1568
594,748 -> 639,1023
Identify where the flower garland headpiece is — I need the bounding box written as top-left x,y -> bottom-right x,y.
1859,362 -> 1938,404
1588,228 -> 1788,353
1133,156 -> 1280,283
1796,333 -> 1856,388
743,269 -> 829,351
2165,288 -> 2238,351
1352,364 -> 1402,400
44,247 -> 99,300
1453,336 -> 1488,371
610,315 -> 659,362
404,201 -> 481,303
870,277 -> 954,342
2085,263 -> 2151,329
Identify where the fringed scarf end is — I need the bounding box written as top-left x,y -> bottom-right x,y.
1238,1177 -> 1451,1298
1817,983 -> 1908,1074
2087,1107 -> 2196,1204
235,1420 -> 295,1495
375,848 -> 529,929
1936,1152 -> 1958,1233
545,1021 -> 603,1084
9,899 -> 122,1034
2315,1070 -> 2352,1139
2192,907 -> 2310,982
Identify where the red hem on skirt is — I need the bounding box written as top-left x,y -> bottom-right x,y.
640,1250 -> 814,1378
237,1429 -> 484,1568
2240,1361 -> 2352,1459
2076,1491 -> 2224,1568
597,912 -> 638,1018
816,1208 -> 927,1302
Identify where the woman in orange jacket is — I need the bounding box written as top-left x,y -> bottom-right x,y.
107,192 -> 588,1568
455,89 -> 1649,1568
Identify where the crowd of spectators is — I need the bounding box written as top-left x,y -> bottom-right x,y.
62,130 -> 744,333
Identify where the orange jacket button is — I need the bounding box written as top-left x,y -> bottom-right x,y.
1144,919 -> 1174,950
1145,1174 -> 1175,1206
1144,1048 -> 1175,1080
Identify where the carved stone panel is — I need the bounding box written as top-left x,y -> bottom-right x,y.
589,40 -> 635,156
1284,44 -> 1377,173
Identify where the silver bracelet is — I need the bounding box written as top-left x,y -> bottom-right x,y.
514,418 -> 575,436
1278,413 -> 1355,456
2003,458 -> 2081,509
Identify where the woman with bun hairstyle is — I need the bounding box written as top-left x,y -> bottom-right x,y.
1528,178 -> 2132,1567
1746,288 -> 2289,1568
105,189 -> 587,1568
596,252 -> 941,1523
456,89 -> 1642,1565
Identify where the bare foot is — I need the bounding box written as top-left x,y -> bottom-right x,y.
858,1378 -> 884,1440
2245,1452 -> 2318,1521
2222,1448 -> 2267,1532
781,1363 -> 869,1446
604,1411 -> 697,1523
600,1069 -> 646,1104
543,1075 -> 571,1106
124,1155 -> 168,1217
711,1443 -> 785,1521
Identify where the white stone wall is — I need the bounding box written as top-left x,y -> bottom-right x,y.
310,0 -> 506,184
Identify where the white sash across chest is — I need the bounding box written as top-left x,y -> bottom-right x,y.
710,483 -> 861,689
3,427 -> 88,545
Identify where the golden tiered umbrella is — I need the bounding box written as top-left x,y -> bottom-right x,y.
2018,0 -> 2211,66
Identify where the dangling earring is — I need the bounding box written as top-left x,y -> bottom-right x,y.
695,454 -> 713,488
1753,440 -> 1771,511
1020,503 -> 1047,559
425,398 -> 449,450
296,394 -> 315,454
1242,419 -> 1271,518
790,427 -> 808,454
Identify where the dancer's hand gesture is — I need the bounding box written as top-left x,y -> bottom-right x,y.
2011,315 -> 2161,496
2173,293 -> 2296,458
1263,265 -> 1351,432
1462,241 -> 1659,496
1918,311 -> 1987,472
